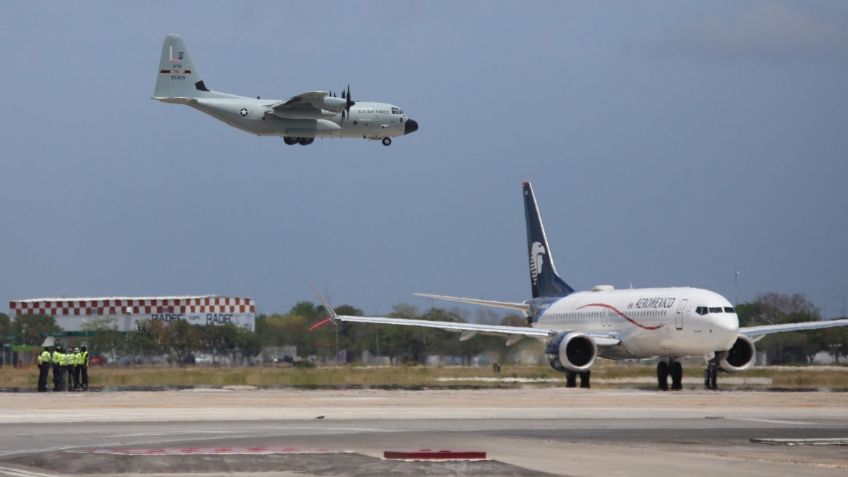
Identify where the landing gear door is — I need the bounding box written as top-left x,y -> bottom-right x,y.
675,299 -> 688,330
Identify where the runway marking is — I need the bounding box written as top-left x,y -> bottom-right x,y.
730,418 -> 815,426
0,466 -> 59,477
72,447 -> 354,456
104,430 -> 232,438
751,437 -> 848,445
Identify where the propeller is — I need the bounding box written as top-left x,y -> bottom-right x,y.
339,85 -> 355,122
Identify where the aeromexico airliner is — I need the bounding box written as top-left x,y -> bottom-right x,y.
325,182 -> 848,390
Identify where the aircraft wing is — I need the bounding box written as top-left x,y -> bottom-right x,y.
270,91 -> 328,117
334,314 -> 621,346
740,318 -> 848,340
414,293 -> 531,314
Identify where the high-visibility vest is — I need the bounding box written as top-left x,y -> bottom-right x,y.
39,350 -> 51,365
81,351 -> 89,366
52,351 -> 63,365
65,354 -> 74,366
74,353 -> 83,366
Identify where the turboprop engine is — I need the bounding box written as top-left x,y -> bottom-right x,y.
718,335 -> 756,372
321,96 -> 347,112
544,332 -> 597,373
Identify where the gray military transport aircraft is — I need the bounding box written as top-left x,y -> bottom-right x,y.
153,34 -> 418,146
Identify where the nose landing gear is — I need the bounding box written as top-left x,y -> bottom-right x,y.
704,358 -> 718,390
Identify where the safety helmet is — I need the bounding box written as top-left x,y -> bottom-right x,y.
74,347 -> 80,352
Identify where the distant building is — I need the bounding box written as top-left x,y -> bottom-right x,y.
9,295 -> 255,332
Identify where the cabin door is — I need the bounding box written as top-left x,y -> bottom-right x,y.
675,299 -> 688,330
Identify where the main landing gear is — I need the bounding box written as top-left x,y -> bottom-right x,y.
656,359 -> 683,391
565,371 -> 591,388
704,357 -> 718,390
283,137 -> 314,146
381,137 -> 392,146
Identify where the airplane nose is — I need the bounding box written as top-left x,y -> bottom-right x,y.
404,119 -> 419,135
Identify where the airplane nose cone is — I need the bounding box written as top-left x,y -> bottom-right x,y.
404,119 -> 419,135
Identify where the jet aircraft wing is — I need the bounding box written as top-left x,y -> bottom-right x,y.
740,318 -> 848,340
334,314 -> 622,347
270,91 -> 328,117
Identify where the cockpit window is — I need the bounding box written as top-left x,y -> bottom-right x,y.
391,107 -> 403,115
709,307 -> 723,314
695,306 -> 707,315
724,307 -> 735,313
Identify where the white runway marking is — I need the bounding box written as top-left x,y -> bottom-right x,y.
104,430 -> 232,438
730,418 -> 815,426
0,466 -> 59,477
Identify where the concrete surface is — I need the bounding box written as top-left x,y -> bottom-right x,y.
0,388 -> 846,476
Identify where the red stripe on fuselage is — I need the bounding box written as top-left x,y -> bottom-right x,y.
576,303 -> 665,330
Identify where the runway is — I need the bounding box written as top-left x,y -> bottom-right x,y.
1,388 -> 846,476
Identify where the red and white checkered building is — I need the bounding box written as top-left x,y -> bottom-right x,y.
9,295 -> 256,332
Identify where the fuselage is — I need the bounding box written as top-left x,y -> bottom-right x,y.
529,287 -> 739,359
185,95 -> 416,140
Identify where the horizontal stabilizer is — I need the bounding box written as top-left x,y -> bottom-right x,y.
414,293 -> 530,313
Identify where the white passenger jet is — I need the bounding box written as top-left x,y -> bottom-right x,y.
322,182 -> 848,390
153,34 -> 418,146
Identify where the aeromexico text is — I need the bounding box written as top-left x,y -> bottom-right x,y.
628,297 -> 676,309
151,313 -> 239,326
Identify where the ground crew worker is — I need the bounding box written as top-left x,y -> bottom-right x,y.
79,345 -> 89,391
51,346 -> 63,391
64,349 -> 75,391
73,347 -> 83,391
37,346 -> 52,392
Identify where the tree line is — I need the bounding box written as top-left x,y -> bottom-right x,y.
1,292 -> 847,365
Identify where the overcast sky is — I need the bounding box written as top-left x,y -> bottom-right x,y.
1,1 -> 846,318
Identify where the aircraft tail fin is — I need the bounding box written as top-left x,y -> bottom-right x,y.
523,181 -> 574,298
153,34 -> 212,100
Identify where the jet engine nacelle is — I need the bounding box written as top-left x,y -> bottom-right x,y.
321,96 -> 347,112
544,332 -> 597,373
718,335 -> 756,372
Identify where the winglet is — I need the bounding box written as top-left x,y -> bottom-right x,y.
308,284 -> 337,331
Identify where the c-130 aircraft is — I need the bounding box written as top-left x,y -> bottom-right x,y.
153,34 -> 418,146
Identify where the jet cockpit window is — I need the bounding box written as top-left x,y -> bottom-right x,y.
708,307 -> 723,314
695,306 -> 707,315
391,107 -> 403,115
724,307 -> 735,313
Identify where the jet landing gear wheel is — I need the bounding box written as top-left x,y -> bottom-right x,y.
298,137 -> 314,146
565,371 -> 577,388
669,360 -> 683,391
657,361 -> 669,391
579,371 -> 591,389
381,137 -> 392,146
704,358 -> 718,390
283,137 -> 297,145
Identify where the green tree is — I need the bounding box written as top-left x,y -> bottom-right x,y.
11,314 -> 61,346
0,313 -> 11,344
164,319 -> 201,365
127,319 -> 167,358
81,318 -> 125,359
738,293 -> 822,364
235,326 -> 261,359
